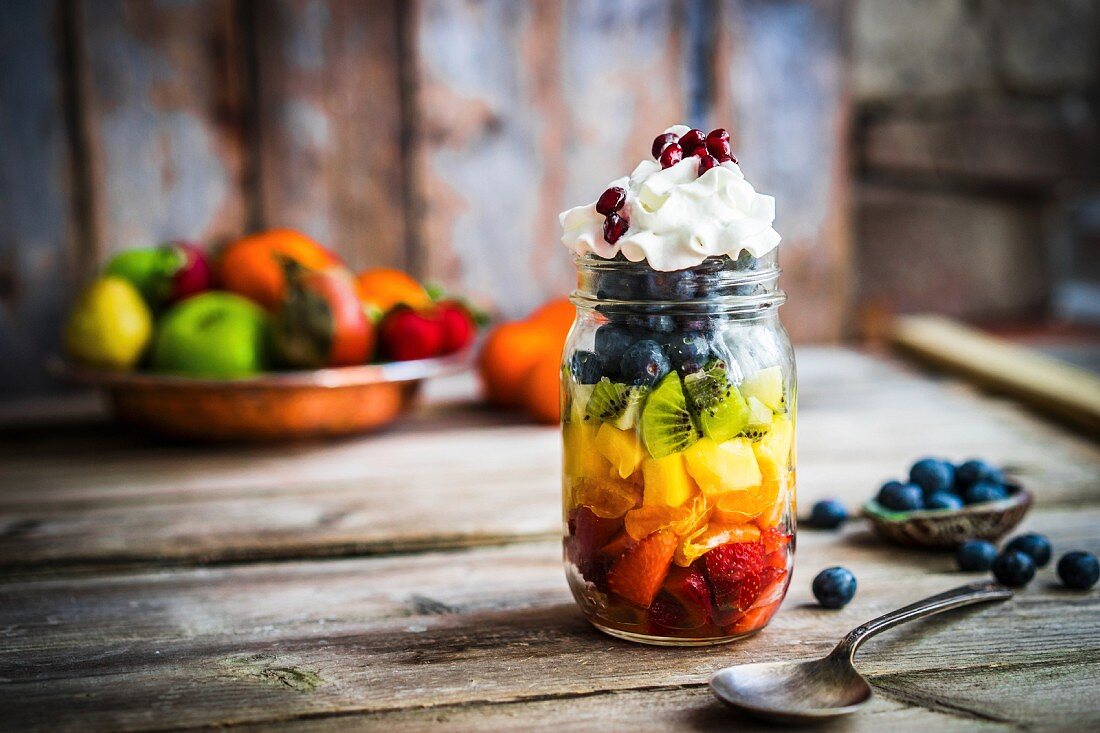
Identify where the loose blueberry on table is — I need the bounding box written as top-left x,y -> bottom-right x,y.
808,499 -> 848,529
956,539 -> 998,572
812,567 -> 857,609
1004,533 -> 1052,568
1057,551 -> 1099,590
992,550 -> 1036,588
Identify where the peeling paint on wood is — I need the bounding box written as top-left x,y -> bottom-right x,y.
78,0 -> 249,254
254,0 -> 407,270
0,0 -> 77,397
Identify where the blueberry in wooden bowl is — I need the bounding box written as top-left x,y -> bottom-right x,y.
861,459 -> 1033,549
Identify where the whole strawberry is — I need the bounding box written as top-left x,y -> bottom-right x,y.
379,307 -> 445,361
436,301 -> 476,354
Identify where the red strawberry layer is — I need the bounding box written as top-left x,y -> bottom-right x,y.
648,563 -> 711,631
565,507 -> 621,587
705,539 -> 766,626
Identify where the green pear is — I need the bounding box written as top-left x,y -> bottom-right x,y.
64,277 -> 153,370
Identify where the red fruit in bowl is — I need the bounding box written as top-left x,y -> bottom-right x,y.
437,301 -> 476,353
379,307 -> 445,361
168,241 -> 214,303
272,261 -> 375,368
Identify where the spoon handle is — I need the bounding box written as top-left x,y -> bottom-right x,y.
831,580 -> 1013,662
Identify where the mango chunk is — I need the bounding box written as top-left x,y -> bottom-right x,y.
641,452 -> 696,508
683,437 -> 762,498
595,423 -> 645,480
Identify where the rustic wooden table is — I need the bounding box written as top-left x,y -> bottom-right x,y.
1,347 -> 1098,732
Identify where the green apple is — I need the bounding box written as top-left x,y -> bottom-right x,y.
151,292 -> 270,378
64,276 -> 153,370
105,247 -> 186,305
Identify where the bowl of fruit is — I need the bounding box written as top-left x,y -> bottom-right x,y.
861,458 -> 1033,548
55,230 -> 482,441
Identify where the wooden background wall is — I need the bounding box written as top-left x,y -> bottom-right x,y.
0,0 -> 849,398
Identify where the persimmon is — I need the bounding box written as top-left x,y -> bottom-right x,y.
528,297 -> 576,341
219,229 -> 341,310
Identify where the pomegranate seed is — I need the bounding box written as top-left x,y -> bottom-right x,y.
706,136 -> 733,162
697,155 -> 720,176
680,128 -> 706,153
603,213 -> 628,244
659,142 -> 683,169
706,128 -> 730,145
596,187 -> 626,216
651,133 -> 678,159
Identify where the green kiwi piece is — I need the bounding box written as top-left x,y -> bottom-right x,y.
683,359 -> 750,443
585,378 -> 647,429
641,372 -> 701,459
740,396 -> 773,441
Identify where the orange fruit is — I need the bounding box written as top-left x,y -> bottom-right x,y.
478,321 -> 560,407
219,229 -> 341,310
355,268 -> 432,313
528,297 -> 575,341
522,356 -> 563,424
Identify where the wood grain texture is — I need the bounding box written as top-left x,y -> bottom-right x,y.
1,506 -> 1097,731
1,349 -> 1098,571
413,0 -> 691,318
253,0 -> 407,270
712,0 -> 852,342
77,0 -> 249,256
0,0 -> 77,397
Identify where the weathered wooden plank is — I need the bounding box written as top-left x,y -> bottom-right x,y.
1,349 -> 1098,569
0,0 -> 78,398
77,0 -> 248,255
253,0 -> 407,270
413,0 -> 692,318
1,506 -> 1097,731
712,0 -> 852,342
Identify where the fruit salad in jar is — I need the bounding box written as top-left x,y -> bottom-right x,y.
558,125 -> 795,645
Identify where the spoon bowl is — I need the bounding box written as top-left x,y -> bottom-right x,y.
710,581 -> 1012,724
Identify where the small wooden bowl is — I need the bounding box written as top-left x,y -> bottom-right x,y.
862,484 -> 1033,549
49,351 -> 472,441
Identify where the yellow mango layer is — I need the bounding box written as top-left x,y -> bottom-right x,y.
563,420 -> 611,482
683,437 -> 763,498
594,423 -> 645,480
641,451 -> 696,508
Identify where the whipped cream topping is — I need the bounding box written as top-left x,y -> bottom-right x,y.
559,124 -> 780,271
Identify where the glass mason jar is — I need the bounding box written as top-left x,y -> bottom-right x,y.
561,250 -> 796,645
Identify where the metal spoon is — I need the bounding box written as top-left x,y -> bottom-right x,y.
710,580 -> 1013,724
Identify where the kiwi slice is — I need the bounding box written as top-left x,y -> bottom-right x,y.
740,396 -> 773,441
641,372 -> 701,458
683,359 -> 750,443
585,378 -> 647,429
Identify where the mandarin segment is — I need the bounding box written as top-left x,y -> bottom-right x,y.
572,477 -> 642,519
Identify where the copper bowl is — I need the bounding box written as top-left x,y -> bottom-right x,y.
50,351 -> 472,441
861,484 -> 1033,549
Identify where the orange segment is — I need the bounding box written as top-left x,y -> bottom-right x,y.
355,268 -> 432,312
674,520 -> 761,567
572,477 -> 642,519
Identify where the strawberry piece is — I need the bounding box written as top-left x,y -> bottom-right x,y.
705,539 -> 766,624
607,530 -> 677,609
648,563 -> 712,630
566,507 -> 620,569
379,307 -> 445,361
761,526 -> 791,555
436,301 -> 476,353
729,596 -> 783,635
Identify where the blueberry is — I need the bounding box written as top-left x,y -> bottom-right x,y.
1057,551 -> 1099,590
1004,533 -> 1052,568
992,550 -> 1036,587
954,459 -> 1004,490
594,324 -> 635,378
675,315 -> 711,333
596,271 -> 635,301
812,567 -> 857,609
619,339 -> 671,387
661,331 -> 710,375
643,314 -> 677,333
877,481 -> 924,512
733,250 -> 759,271
909,458 -> 955,495
568,350 -> 604,385
643,270 -> 696,300
962,481 -> 1008,505
809,499 -> 848,529
926,491 -> 964,511
956,539 -> 997,571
